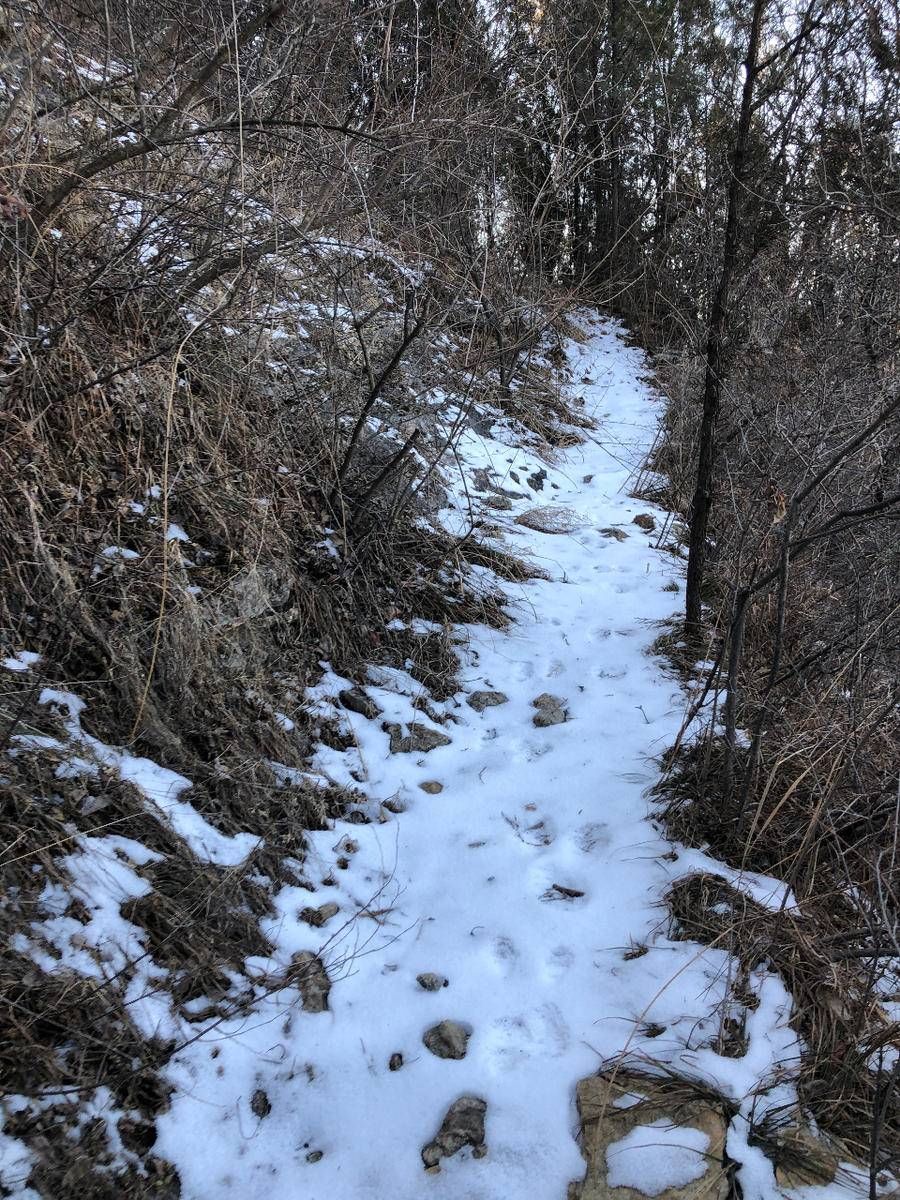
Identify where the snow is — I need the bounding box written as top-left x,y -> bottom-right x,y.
606,1120 -> 711,1194
14,688 -> 258,867
2,650 -> 41,673
4,315 -> 863,1200
148,316 -> 815,1199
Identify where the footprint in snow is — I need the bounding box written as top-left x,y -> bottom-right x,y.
576,821 -> 611,853
543,945 -> 576,981
488,935 -> 519,976
479,1003 -> 569,1071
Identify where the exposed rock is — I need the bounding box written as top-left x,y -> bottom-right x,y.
383,721 -> 452,754
338,687 -> 382,720
532,692 -> 568,727
600,527 -> 629,541
250,1089 -> 271,1118
770,1122 -> 840,1188
306,1150 -> 323,1164
515,506 -> 581,534
299,901 -> 340,928
291,950 -> 331,1013
632,513 -> 656,531
423,1019 -> 470,1059
421,1095 -> 488,1171
389,1052 -> 404,1071
417,972 -> 449,991
418,781 -> 444,794
568,1071 -> 728,1200
467,690 -> 509,712
527,468 -> 547,491
485,494 -> 513,510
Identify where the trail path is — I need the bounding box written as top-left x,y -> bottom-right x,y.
156,315 -> 798,1200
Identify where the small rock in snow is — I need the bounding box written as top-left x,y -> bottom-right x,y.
291,951 -> 331,1012
422,1095 -> 488,1171
600,526 -> 629,541
418,780 -> 444,794
383,721 -> 451,754
466,690 -> 509,712
338,687 -> 382,720
250,1089 -> 272,1118
515,506 -> 581,534
389,1052 -> 404,1071
417,972 -> 449,991
299,901 -> 340,928
423,1019 -> 470,1059
633,513 -> 656,531
532,692 -> 568,727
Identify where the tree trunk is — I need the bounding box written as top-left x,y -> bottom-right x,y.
684,0 -> 767,638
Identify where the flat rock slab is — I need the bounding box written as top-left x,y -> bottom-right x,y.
423,1019 -> 470,1059
467,690 -> 509,712
383,721 -> 452,754
771,1121 -> 840,1188
422,1095 -> 487,1171
532,692 -> 568,727
515,506 -> 581,534
568,1071 -> 727,1200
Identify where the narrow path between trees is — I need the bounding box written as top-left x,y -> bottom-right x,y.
156,315 -> 798,1200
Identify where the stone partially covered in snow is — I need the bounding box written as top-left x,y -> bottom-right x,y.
290,951 -> 331,1013
421,1095 -> 488,1171
515,506 -> 581,534
299,901 -> 340,928
532,692 -> 568,727
383,721 -> 451,754
422,1019 -> 470,1059
338,687 -> 382,719
568,1072 -> 727,1200
416,972 -> 449,991
467,690 -> 509,712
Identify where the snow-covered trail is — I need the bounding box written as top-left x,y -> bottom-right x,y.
156,316 -> 794,1199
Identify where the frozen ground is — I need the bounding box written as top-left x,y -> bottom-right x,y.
3,315 -> 866,1200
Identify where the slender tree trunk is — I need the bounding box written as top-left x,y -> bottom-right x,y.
684,0 -> 767,638
607,0 -> 621,280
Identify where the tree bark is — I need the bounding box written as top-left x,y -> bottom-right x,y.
684,0 -> 767,638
